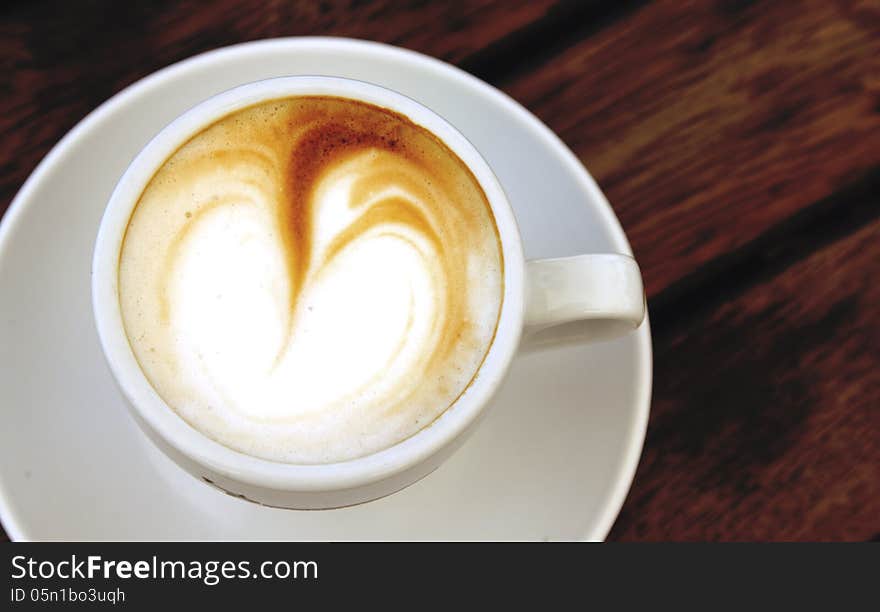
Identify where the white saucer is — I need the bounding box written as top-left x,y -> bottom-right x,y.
0,39 -> 651,540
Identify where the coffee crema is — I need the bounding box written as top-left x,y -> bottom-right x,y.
119,96 -> 503,464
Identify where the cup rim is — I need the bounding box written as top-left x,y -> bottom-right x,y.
91,75 -> 525,491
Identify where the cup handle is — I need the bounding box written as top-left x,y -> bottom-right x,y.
522,254 -> 646,350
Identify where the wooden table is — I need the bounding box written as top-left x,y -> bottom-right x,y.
2,0 -> 877,541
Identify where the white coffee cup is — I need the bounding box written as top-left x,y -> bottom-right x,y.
92,76 -> 644,509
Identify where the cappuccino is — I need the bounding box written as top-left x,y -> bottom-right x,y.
118,96 -> 503,464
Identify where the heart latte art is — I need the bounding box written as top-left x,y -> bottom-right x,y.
119,97 -> 503,464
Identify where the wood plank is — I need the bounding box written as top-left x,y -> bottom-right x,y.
503,0 -> 880,297
609,191 -> 880,541
0,0 -> 564,216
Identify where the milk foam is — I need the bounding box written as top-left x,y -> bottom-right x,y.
119,97 -> 503,464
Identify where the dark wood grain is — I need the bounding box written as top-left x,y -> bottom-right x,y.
498,1 -> 880,540
503,0 -> 880,298
609,181 -> 880,541
0,0 -> 567,217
